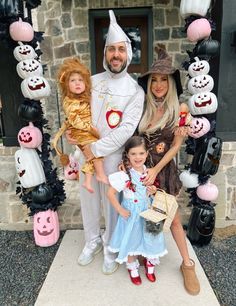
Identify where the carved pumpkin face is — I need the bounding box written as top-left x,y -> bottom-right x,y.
13,44 -> 37,62
188,117 -> 210,138
191,136 -> 222,176
15,147 -> 46,188
17,122 -> 43,149
17,59 -> 43,79
188,92 -> 218,115
64,154 -> 79,180
188,75 -> 214,94
188,57 -> 210,77
187,204 -> 215,246
33,210 -> 59,247
9,18 -> 34,42
21,76 -> 51,100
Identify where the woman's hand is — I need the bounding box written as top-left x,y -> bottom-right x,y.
142,167 -> 159,186
65,129 -> 77,145
118,207 -> 130,219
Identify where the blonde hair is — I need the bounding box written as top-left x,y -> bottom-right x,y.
138,74 -> 179,134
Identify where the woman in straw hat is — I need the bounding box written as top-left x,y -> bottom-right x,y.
137,44 -> 200,296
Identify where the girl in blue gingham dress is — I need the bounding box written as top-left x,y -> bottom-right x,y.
107,136 -> 167,285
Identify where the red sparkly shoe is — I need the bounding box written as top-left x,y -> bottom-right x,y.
144,258 -> 156,282
128,269 -> 142,285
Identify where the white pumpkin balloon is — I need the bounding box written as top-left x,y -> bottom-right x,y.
17,59 -> 43,79
188,75 -> 214,95
179,170 -> 199,188
13,43 -> 37,62
188,92 -> 218,115
188,117 -> 211,138
21,76 -> 51,100
188,57 -> 210,77
15,147 -> 46,188
180,0 -> 211,18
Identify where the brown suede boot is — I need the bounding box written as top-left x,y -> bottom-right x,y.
180,259 -> 200,295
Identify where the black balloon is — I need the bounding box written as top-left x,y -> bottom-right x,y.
187,204 -> 215,246
18,100 -> 42,122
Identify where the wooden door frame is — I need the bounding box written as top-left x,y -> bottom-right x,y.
89,8 -> 153,75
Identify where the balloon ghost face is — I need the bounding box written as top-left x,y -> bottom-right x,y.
15,147 -> 46,188
188,57 -> 210,77
64,154 -> 79,180
21,76 -> 51,100
13,44 -> 37,62
188,75 -> 214,95
17,59 -> 43,79
33,210 -> 60,247
188,92 -> 218,115
188,117 -> 211,138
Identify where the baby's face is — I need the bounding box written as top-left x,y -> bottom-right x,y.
69,72 -> 85,95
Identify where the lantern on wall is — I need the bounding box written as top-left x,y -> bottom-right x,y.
188,117 -> 211,138
188,57 -> 210,77
13,43 -> 37,62
188,74 -> 214,94
16,59 -> 43,79
180,0 -> 212,19
9,18 -> 34,42
33,209 -> 59,247
21,76 -> 51,100
17,122 -> 43,149
188,92 -> 218,115
15,147 -> 46,188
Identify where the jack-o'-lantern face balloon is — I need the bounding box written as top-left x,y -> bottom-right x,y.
64,154 -> 79,180
188,92 -> 218,115
17,122 -> 43,149
188,74 -> 214,94
21,76 -> 51,100
13,44 -> 37,62
15,147 -> 46,188
33,210 -> 59,247
188,117 -> 210,138
188,57 -> 210,77
17,59 -> 43,79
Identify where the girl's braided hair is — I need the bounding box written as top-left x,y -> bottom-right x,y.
122,136 -> 148,192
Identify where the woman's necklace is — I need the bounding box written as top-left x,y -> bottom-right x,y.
154,96 -> 165,111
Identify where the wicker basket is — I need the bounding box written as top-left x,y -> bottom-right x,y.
140,189 -> 178,232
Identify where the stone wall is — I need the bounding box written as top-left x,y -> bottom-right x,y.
0,0 -> 235,230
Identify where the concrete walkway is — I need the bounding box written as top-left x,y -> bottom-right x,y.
35,230 -> 220,306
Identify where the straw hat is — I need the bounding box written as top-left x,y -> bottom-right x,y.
138,44 -> 183,97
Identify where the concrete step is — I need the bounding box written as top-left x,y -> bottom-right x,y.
35,230 -> 220,306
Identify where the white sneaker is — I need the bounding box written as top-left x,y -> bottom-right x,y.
77,240 -> 103,266
102,260 -> 119,275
